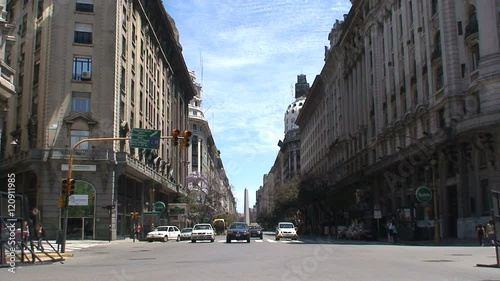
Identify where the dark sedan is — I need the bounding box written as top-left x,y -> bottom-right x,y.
226,222 -> 250,243
249,225 -> 263,239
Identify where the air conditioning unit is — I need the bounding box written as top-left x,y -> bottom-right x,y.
81,71 -> 91,80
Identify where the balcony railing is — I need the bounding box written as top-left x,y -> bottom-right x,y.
431,47 -> 442,62
464,19 -> 478,40
0,148 -> 181,193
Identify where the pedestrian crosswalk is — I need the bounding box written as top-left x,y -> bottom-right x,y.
32,241 -> 104,253
215,238 -> 304,244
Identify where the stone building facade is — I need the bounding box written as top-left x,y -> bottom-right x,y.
296,0 -> 500,239
0,0 -> 194,240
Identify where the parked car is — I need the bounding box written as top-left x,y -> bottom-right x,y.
146,226 -> 181,242
249,224 -> 263,239
179,227 -> 193,241
191,223 -> 215,243
226,222 -> 250,243
275,222 -> 298,241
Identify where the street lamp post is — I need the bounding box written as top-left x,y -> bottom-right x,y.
431,159 -> 440,245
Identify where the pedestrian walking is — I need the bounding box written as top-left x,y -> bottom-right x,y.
37,224 -> 45,251
485,220 -> 496,246
387,220 -> 394,243
390,223 -> 398,244
476,224 -> 486,246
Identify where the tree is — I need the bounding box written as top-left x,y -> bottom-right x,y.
183,169 -> 233,224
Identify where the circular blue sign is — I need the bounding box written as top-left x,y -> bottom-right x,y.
149,136 -> 160,148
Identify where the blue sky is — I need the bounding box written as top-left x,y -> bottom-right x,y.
164,1 -> 352,213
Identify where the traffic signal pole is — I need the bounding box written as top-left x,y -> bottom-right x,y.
60,134 -> 182,252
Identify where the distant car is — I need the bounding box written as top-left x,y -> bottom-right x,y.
275,222 -> 298,241
191,223 -> 215,243
226,222 -> 250,243
179,227 -> 192,241
146,226 -> 181,242
249,224 -> 263,239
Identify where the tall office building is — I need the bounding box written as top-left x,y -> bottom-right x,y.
0,0 -> 194,240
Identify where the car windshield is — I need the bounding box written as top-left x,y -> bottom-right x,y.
193,225 -> 211,230
155,227 -> 168,231
229,223 -> 248,229
279,224 -> 294,229
249,226 -> 261,230
181,228 -> 192,233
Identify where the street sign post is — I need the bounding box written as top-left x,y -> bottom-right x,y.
130,128 -> 161,149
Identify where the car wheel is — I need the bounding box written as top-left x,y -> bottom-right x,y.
191,240 -> 196,243
176,236 -> 180,242
210,239 -> 214,243
247,238 -> 250,243
148,239 -> 153,243
275,237 -> 280,241
163,236 -> 168,242
226,239 -> 231,243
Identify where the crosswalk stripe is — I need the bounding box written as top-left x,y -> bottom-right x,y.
254,240 -> 263,242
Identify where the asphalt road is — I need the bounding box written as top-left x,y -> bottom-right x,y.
3,236 -> 499,281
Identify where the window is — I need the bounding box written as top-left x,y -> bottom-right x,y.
438,108 -> 446,128
21,15 -> 27,36
121,35 -> 127,57
71,92 -> 90,112
70,130 -> 90,150
72,56 -> 92,80
431,0 -> 438,16
33,63 -> 40,85
37,0 -> 44,19
74,23 -> 93,44
436,66 -> 444,90
35,28 -> 42,50
76,0 -> 93,13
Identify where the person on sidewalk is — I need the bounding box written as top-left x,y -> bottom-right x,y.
485,220 -> 496,246
387,220 -> 394,243
475,223 -> 486,246
390,222 -> 398,244
37,224 -> 45,251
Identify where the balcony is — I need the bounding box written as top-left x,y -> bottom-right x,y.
431,47 -> 442,63
464,19 -> 478,40
0,148 -> 180,194
0,60 -> 16,100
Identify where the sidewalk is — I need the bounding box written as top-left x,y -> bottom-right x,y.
297,234 -> 484,247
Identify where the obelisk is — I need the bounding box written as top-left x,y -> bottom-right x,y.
244,188 -> 250,224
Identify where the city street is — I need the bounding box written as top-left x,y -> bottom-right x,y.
2,236 -> 499,281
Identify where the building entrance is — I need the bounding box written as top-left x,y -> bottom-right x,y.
61,180 -> 96,240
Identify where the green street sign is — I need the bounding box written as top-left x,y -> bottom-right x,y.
415,186 -> 433,203
130,128 -> 161,149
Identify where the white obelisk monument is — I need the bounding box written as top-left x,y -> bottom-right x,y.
244,188 -> 250,225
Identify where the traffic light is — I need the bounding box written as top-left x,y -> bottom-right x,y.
181,130 -> 192,147
68,178 -> 76,196
61,178 -> 68,195
58,196 -> 66,208
172,129 -> 180,146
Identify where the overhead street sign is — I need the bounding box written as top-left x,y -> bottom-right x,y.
130,128 -> 161,149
